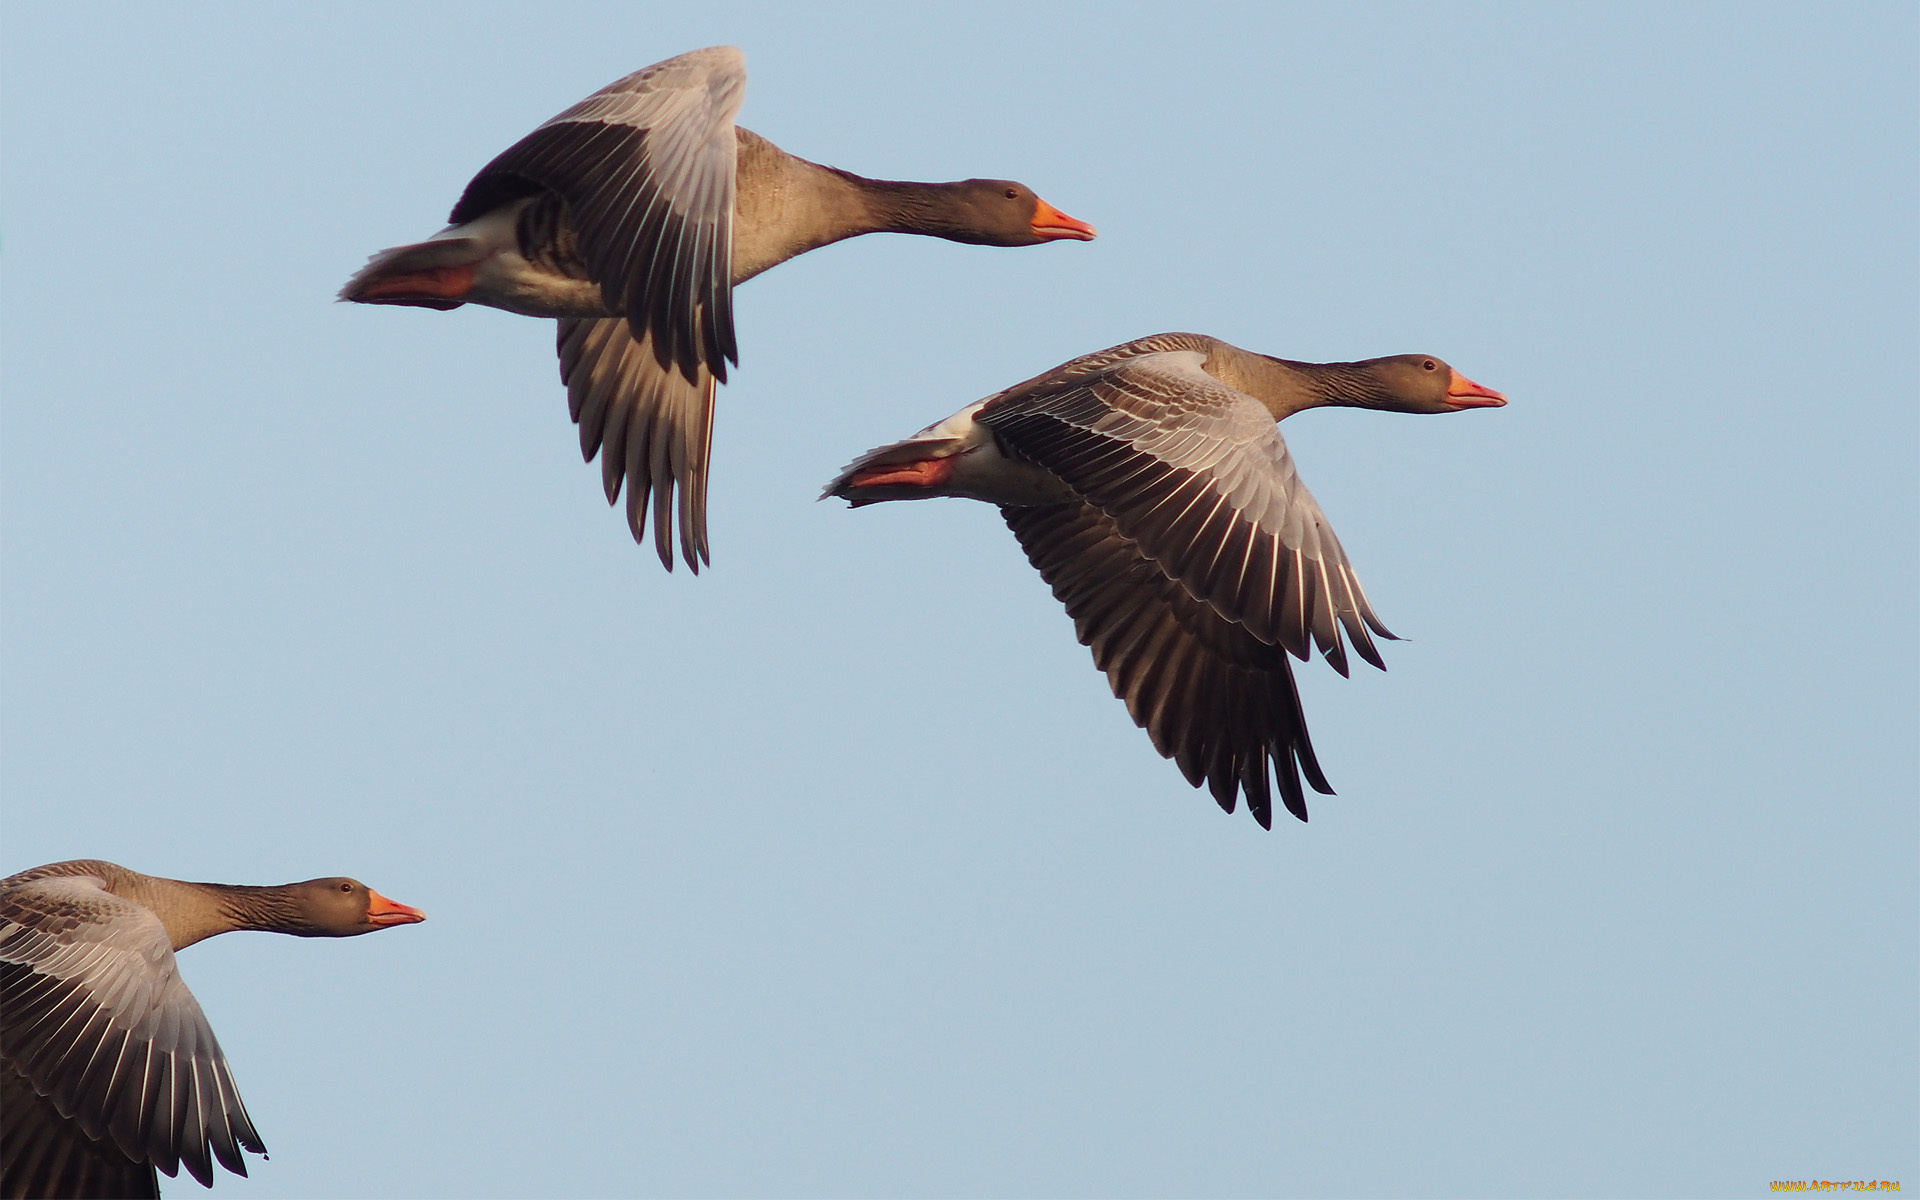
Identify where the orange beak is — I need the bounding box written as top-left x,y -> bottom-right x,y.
1029,197 -> 1097,241
366,890 -> 427,927
1445,369 -> 1507,409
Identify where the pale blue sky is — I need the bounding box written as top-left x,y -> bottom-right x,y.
3,3 -> 1914,1197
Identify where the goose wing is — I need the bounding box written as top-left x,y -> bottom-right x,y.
557,316 -> 717,569
1003,500 -> 1333,827
0,873 -> 264,1189
455,47 -> 744,571
978,347 -> 1394,677
452,45 -> 743,382
2,1065 -> 159,1198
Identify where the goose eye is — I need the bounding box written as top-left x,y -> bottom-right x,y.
1004,188 -> 1019,200
339,882 -> 353,893
1422,359 -> 1437,371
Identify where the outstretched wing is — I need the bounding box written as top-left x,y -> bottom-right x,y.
979,348 -> 1394,677
0,874 -> 265,1189
452,45 -> 743,384
1004,501 -> 1334,827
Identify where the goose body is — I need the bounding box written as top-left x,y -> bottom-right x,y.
343,46 -> 1095,571
0,860 -> 425,1198
826,333 -> 1505,828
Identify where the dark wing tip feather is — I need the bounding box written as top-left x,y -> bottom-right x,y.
1002,502 -> 1334,830
1,1066 -> 164,1199
558,317 -> 716,572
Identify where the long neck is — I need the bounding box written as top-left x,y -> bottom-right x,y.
16,859 -> 324,952
120,872 -> 312,950
1203,342 -> 1399,419
730,129 -> 988,281
840,175 -> 984,240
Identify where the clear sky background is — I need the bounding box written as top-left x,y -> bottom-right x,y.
3,3 -> 1914,1197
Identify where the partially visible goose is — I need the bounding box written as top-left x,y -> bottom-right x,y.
0,860 -> 425,1198
342,45 -> 1096,572
825,333 -> 1505,829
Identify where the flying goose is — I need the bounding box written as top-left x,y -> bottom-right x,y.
1,860 -> 425,1198
343,45 -> 1095,571
826,332 -> 1505,828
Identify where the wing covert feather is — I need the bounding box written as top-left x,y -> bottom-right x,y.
981,349 -> 1393,674
451,46 -> 743,386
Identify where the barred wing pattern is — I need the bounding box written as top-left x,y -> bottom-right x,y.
0,874 -> 264,1191
979,348 -> 1395,678
1003,501 -> 1332,828
451,46 -> 744,571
